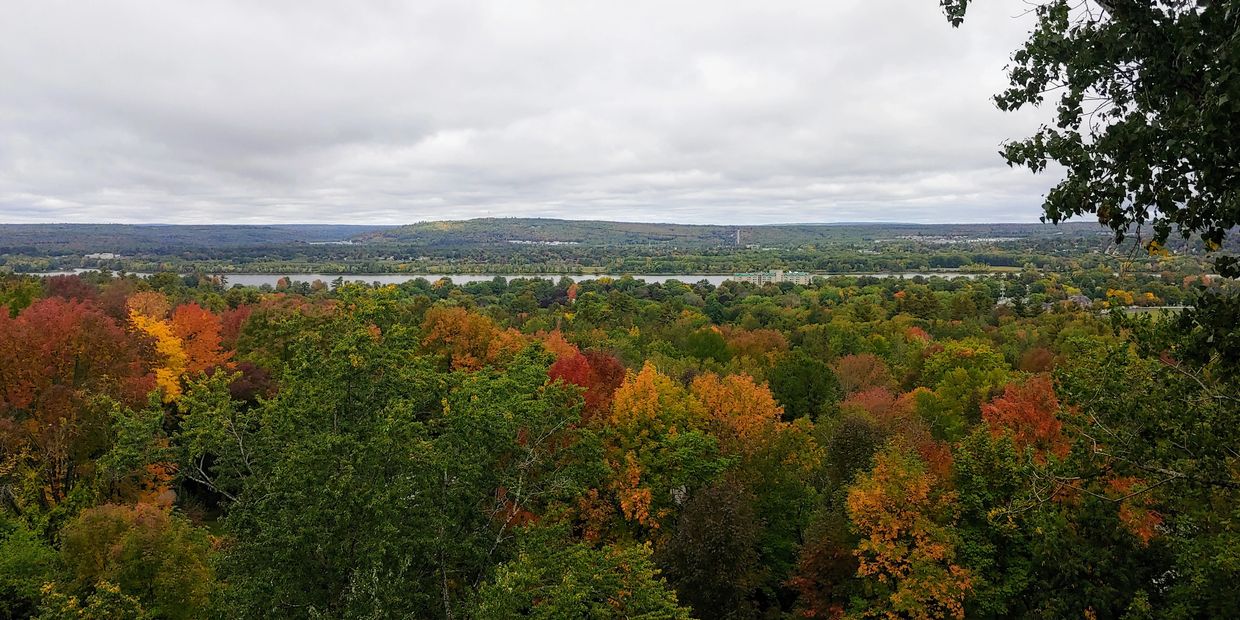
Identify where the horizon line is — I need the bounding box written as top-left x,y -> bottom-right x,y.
0,217 -> 1069,228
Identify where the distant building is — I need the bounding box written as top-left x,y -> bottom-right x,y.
1066,294 -> 1093,308
730,270 -> 812,286
84,252 -> 121,259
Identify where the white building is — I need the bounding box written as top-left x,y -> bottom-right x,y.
731,270 -> 812,285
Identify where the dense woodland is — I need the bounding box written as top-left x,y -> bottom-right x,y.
1,268 -> 1236,619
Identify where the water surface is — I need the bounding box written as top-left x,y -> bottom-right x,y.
33,269 -> 985,287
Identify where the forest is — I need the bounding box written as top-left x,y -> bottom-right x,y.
1,267 -> 1236,618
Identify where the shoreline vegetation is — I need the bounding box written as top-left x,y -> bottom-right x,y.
28,266 -> 1023,279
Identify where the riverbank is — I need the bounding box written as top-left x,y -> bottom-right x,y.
29,269 -> 998,288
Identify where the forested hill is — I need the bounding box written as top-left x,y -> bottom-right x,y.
353,218 -> 1103,248
0,224 -> 389,253
1,219 -> 1107,253
5,219 -> 1199,277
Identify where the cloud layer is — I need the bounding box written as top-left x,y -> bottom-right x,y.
0,0 -> 1055,224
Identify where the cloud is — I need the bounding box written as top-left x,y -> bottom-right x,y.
0,0 -> 1055,224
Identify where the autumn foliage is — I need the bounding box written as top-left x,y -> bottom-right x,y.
833,353 -> 894,395
422,306 -> 527,370
546,338 -> 626,421
0,270 -> 1225,619
127,298 -> 231,402
0,298 -> 148,413
1107,476 -> 1164,545
981,375 -> 1069,461
170,303 -> 232,374
847,446 -> 971,619
689,372 -> 784,445
609,362 -> 698,428
720,326 -> 790,360
0,298 -> 150,506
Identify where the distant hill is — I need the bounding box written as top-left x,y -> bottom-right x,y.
353,218 -> 1103,248
1,218 -> 1164,276
0,219 -> 1119,257
0,224 -> 389,253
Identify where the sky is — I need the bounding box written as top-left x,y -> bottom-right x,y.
0,0 -> 1056,225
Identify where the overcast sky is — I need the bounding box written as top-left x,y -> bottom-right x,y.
0,0 -> 1056,225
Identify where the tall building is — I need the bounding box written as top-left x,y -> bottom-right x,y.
730,270 -> 812,285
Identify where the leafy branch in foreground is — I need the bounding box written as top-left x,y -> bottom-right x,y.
943,0 -> 1239,274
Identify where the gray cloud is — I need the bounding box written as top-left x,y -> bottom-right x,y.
0,0 -> 1056,225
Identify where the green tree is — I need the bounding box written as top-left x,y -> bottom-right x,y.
952,430 -> 1037,618
684,328 -> 731,363
35,581 -> 147,620
1055,334 -> 1240,616
921,339 -> 1010,421
473,528 -> 691,619
213,312 -> 591,619
657,478 -> 765,618
0,276 -> 41,317
767,351 -> 842,421
0,514 -> 61,620
896,285 -> 941,320
58,504 -> 215,620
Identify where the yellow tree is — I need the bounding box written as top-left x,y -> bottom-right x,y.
599,363 -> 721,538
689,372 -> 784,449
609,362 -> 703,430
128,295 -> 188,402
126,295 -> 230,402
846,445 -> 971,620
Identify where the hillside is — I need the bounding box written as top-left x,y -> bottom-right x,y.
0,224 -> 388,254
353,218 -> 1101,248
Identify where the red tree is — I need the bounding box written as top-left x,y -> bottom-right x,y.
548,348 -> 627,422
218,304 -> 252,350
832,353 -> 893,395
44,275 -> 98,303
0,298 -> 150,506
981,375 -> 1069,461
0,298 -> 148,412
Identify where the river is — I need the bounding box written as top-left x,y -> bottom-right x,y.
32,269 -> 985,287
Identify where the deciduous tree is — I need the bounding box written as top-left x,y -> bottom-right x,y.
846,445 -> 971,619
59,503 -> 215,620
981,375 -> 1069,461
170,303 -> 232,374
474,529 -> 690,619
768,351 -> 841,421
832,353 -> 893,395
940,0 -> 1240,271
421,305 -> 526,370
